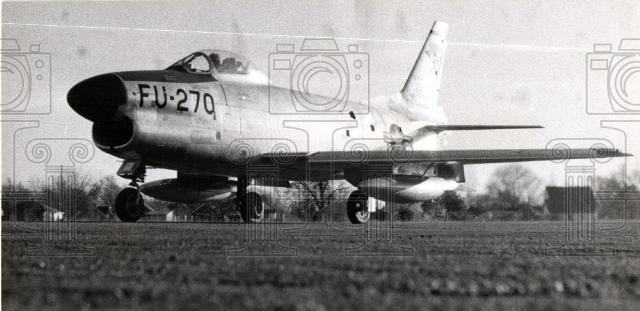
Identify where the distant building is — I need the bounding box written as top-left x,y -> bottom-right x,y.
43,206 -> 64,221
191,204 -> 215,222
8,201 -> 64,221
143,207 -> 171,221
164,204 -> 191,222
92,198 -> 115,220
545,186 -> 595,220
545,186 -> 640,220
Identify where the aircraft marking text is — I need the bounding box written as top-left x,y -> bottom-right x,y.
137,83 -> 216,118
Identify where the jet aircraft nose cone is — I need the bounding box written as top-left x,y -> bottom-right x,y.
67,73 -> 126,122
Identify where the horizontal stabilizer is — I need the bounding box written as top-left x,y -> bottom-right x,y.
422,125 -> 542,131
411,124 -> 542,135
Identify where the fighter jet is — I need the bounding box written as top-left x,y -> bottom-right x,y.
67,21 -> 628,223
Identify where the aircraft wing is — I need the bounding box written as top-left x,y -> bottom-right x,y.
405,124 -> 543,141
304,148 -> 629,166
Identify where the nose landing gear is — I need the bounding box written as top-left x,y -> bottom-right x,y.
114,187 -> 145,222
114,160 -> 147,222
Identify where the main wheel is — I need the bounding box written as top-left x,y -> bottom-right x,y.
239,192 -> 264,223
115,187 -> 145,222
347,190 -> 370,224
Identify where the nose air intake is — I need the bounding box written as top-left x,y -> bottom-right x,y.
67,73 -> 126,122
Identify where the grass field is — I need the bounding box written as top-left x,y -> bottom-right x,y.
3,221 -> 640,310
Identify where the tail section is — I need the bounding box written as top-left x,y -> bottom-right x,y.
400,21 -> 448,121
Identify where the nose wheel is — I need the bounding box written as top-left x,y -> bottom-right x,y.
114,187 -> 146,222
114,161 -> 147,222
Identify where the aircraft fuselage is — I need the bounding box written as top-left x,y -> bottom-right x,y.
86,70 -> 418,181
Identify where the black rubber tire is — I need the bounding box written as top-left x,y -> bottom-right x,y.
239,192 -> 264,223
347,190 -> 369,224
115,187 -> 144,222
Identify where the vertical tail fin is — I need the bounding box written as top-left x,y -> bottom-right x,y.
400,21 -> 448,121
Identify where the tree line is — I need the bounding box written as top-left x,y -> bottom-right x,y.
2,164 -> 637,222
2,173 -> 123,221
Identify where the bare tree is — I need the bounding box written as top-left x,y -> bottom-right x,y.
3,172 -> 119,220
2,178 -> 35,220
20,172 -> 91,219
292,180 -> 352,221
597,165 -> 639,191
89,175 -> 123,207
485,164 -> 544,209
58,172 -> 95,219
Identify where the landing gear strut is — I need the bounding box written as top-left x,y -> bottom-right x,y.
236,176 -> 264,223
347,190 -> 370,224
114,160 -> 147,222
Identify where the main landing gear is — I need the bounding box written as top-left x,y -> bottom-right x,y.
236,176 -> 264,223
114,160 -> 147,222
347,190 -> 370,224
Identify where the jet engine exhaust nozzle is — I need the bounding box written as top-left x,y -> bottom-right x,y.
67,73 -> 126,122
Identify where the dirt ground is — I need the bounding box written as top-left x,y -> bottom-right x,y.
3,221 -> 640,310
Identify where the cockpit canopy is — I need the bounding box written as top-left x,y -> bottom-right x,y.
167,49 -> 267,84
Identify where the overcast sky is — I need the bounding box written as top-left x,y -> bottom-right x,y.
2,0 -> 638,190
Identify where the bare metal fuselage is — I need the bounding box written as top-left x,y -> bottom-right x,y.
99,71 -> 425,181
